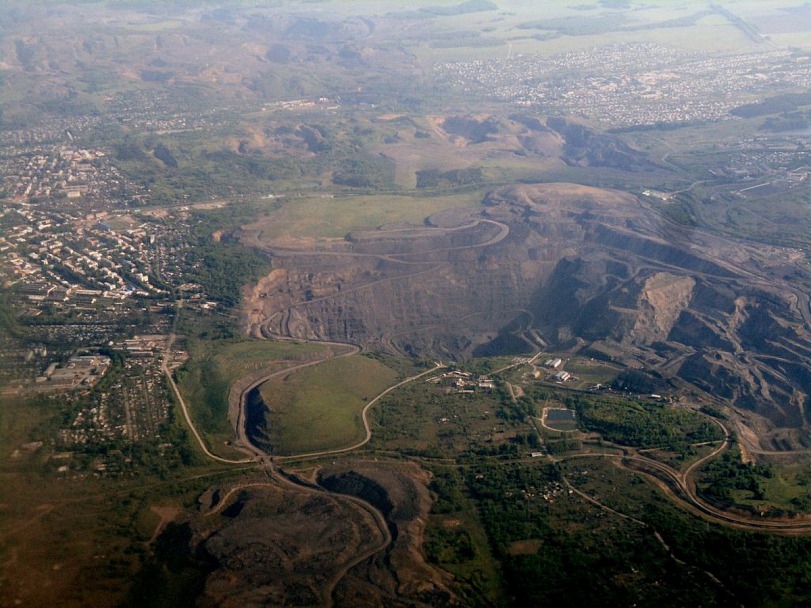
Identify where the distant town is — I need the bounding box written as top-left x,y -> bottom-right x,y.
435,44 -> 811,127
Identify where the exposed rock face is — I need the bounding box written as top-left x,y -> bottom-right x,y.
546,116 -> 662,171
197,462 -> 455,608
199,485 -> 387,607
631,273 -> 696,345
243,183 -> 811,451
318,462 -> 458,607
245,217 -> 530,360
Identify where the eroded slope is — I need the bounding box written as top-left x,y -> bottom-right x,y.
243,183 -> 811,451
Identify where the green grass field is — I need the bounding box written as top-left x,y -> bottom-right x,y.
206,340 -> 330,383
177,339 -> 333,458
246,192 -> 484,242
563,357 -> 621,389
260,355 -> 398,456
727,463 -> 811,513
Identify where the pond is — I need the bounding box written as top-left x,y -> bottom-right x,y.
546,408 -> 576,423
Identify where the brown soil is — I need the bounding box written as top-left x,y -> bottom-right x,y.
242,182 -> 811,453
147,506 -> 181,544
508,539 -> 544,555
193,460 -> 458,607
196,481 -> 388,607
317,460 -> 459,607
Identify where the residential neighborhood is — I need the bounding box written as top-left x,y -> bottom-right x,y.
435,45 -> 811,127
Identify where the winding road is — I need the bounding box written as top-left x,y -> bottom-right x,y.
273,362 -> 445,463
230,339 -> 362,462
164,200 -> 811,595
254,217 -> 511,343
166,330 -> 441,605
162,331 -> 253,465
555,410 -> 811,534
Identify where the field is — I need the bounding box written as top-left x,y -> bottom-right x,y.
544,407 -> 577,432
240,191 -> 484,244
409,2 -> 757,68
190,339 -> 330,384
368,115 -> 566,189
726,469 -> 811,512
696,450 -> 811,514
6,346 -> 811,607
370,381 -> 524,459
754,465 -> 811,512
0,393 -> 252,608
0,395 -> 60,464
176,339 -> 333,458
259,355 -> 398,455
5,0 -> 811,604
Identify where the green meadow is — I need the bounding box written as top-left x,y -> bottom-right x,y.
260,355 -> 398,456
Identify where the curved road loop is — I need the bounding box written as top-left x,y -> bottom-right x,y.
168,205 -> 811,595
159,202 -> 811,608
556,409 -> 811,534
273,362 -> 445,463
231,339 -> 361,462
256,218 -> 510,342
162,331 -> 254,465
169,330 -> 433,607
